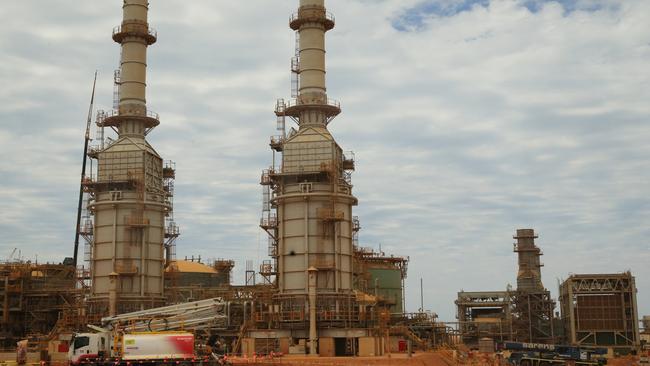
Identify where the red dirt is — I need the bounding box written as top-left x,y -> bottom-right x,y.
230,352 -> 453,366
606,356 -> 639,366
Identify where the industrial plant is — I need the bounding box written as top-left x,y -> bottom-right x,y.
0,1 -> 647,366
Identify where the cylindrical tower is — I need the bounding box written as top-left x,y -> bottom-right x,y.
263,0 -> 357,326
513,229 -> 544,291
88,0 -> 170,316
278,0 -> 354,295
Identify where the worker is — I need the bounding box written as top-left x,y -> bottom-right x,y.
16,340 -> 28,365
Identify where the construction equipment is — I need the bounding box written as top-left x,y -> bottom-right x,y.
7,248 -> 18,261
69,298 -> 230,365
73,71 -> 97,268
100,298 -> 229,332
498,341 -> 607,366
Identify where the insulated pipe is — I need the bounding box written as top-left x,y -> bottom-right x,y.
308,267 -> 318,356
108,272 -> 119,317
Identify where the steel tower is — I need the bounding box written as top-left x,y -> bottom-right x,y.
259,0 -> 358,346
85,0 -> 177,316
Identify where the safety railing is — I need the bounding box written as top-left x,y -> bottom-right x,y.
112,24 -> 157,41
283,98 -> 340,109
260,214 -> 278,228
96,109 -> 160,124
289,11 -> 335,24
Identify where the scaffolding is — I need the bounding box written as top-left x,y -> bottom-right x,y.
0,262 -> 83,350
511,290 -> 556,343
455,291 -> 513,346
510,229 -> 556,343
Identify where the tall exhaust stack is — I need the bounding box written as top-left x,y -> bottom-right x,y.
513,229 -> 544,291
260,0 -> 358,332
86,0 -> 176,315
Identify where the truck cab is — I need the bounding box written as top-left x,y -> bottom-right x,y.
69,333 -> 109,365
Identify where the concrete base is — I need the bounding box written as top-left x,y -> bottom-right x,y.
241,338 -> 256,358
279,338 -> 291,354
358,337 -> 385,357
319,337 -> 335,357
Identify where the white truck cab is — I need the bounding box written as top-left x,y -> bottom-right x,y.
69,333 -> 109,365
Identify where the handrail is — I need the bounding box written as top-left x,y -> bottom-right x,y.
97,108 -> 160,123
284,98 -> 340,109
112,24 -> 157,40
270,135 -> 285,145
289,11 -> 335,24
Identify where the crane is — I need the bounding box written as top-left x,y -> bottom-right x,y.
73,71 -> 97,268
7,248 -> 17,261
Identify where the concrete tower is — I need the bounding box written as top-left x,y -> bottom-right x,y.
261,0 -> 357,321
513,228 -> 544,291
86,0 -> 173,316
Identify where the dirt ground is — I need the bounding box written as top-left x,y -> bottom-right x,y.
230,352 -> 641,366
230,352 -> 453,366
606,356 -> 640,366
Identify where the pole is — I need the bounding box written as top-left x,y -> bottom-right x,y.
73,71 -> 98,268
308,267 -> 318,356
420,278 -> 424,312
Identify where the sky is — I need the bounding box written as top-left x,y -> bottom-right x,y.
0,0 -> 648,322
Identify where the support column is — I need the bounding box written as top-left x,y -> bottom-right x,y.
308,266 -> 318,356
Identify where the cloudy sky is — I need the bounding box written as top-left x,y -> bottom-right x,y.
0,0 -> 648,321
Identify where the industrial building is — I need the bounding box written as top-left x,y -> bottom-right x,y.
0,0 -> 647,362
164,258 -> 234,303
455,229 -> 642,354
455,291 -> 513,345
353,246 -> 408,314
455,229 -> 556,346
559,272 -> 640,350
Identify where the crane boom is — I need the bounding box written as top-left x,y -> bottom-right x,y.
100,298 -> 229,332
73,71 -> 98,268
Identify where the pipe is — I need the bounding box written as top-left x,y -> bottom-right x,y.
304,200 -> 309,292
112,207 -> 118,272
140,223 -> 146,300
308,267 -> 318,356
109,272 -> 119,317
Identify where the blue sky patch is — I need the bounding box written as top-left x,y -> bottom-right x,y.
392,0 -> 608,32
392,0 -> 489,32
522,0 -> 605,14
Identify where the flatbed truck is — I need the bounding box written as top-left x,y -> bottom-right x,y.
498,342 -> 607,366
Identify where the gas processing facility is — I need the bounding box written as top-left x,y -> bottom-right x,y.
0,0 -> 647,363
